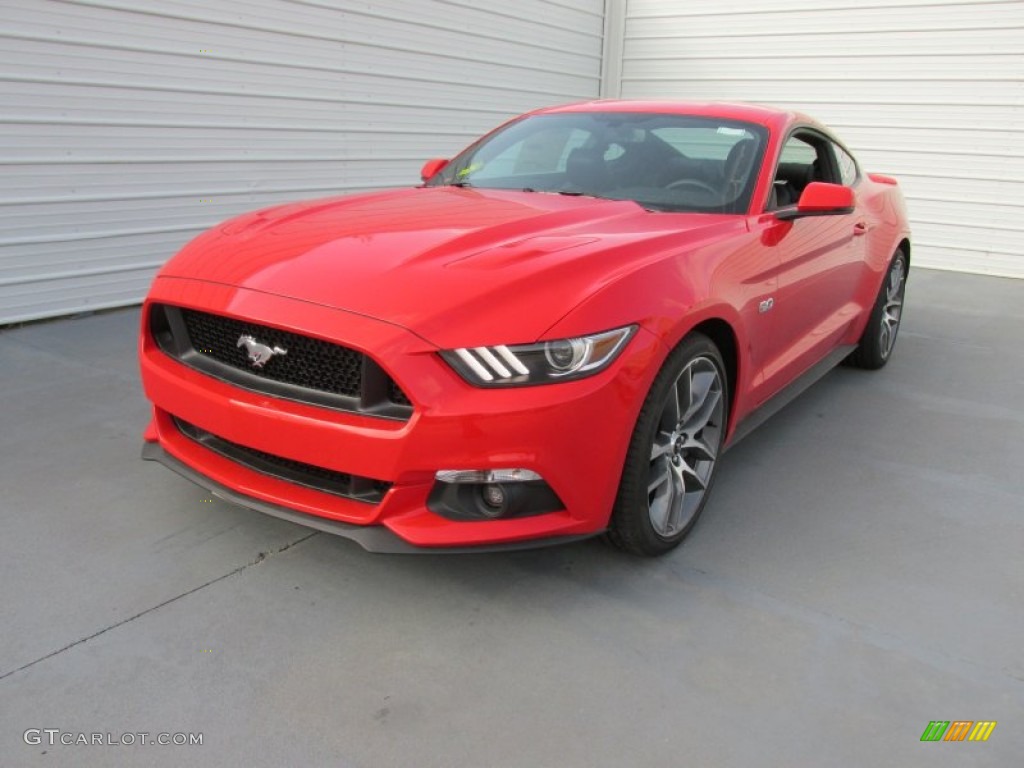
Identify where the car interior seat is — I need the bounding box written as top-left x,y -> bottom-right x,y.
565,147 -> 610,192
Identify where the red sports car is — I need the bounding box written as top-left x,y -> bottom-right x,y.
140,100 -> 910,556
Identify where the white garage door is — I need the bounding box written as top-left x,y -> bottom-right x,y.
0,0 -> 604,324
611,0 -> 1024,277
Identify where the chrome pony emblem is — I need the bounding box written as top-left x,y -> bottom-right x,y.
237,334 -> 287,368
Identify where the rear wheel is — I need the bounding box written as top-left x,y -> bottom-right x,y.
607,334 -> 728,556
847,249 -> 907,370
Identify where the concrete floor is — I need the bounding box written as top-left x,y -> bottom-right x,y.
1,268 -> 1022,767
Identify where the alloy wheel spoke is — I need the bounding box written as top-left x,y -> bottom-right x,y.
647,456 -> 676,531
886,318 -> 899,352
648,455 -> 673,493
682,385 -> 721,434
675,367 -> 693,424
680,369 -> 714,424
678,456 -> 707,492
680,433 -> 717,462
887,264 -> 904,300
660,380 -> 683,433
663,461 -> 687,533
650,431 -> 674,461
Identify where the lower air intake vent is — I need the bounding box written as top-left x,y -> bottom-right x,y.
174,417 -> 391,504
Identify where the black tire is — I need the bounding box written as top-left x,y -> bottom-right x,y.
846,249 -> 908,370
606,333 -> 728,556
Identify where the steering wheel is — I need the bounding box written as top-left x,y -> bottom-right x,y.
667,178 -> 719,196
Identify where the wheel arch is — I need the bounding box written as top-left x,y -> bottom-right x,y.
898,238 -> 911,268
664,316 -> 741,438
688,318 -> 737,415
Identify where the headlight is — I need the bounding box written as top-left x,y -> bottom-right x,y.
441,326 -> 636,387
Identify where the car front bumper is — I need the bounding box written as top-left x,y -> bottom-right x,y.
139,277 -> 664,551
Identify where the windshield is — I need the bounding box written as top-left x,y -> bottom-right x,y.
426,112 -> 768,214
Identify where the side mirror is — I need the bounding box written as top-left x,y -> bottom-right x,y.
776,182 -> 854,220
420,158 -> 449,182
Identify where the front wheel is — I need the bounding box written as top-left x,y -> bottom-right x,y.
607,333 -> 728,556
846,249 -> 908,370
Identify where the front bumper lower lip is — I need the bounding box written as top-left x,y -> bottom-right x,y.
141,441 -> 598,554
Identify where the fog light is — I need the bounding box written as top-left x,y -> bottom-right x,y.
428,468 -> 564,522
482,484 -> 506,509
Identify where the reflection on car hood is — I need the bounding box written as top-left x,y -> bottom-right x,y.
159,187 -> 739,346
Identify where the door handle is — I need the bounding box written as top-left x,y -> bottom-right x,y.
853,221 -> 868,236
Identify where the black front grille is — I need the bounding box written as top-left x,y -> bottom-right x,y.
150,304 -> 412,420
182,308 -> 364,397
174,417 -> 390,504
388,379 -> 411,406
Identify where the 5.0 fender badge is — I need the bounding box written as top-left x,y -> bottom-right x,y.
237,335 -> 287,368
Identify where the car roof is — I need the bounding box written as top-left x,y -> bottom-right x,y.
532,99 -> 811,131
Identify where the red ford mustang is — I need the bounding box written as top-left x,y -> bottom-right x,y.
139,100 -> 910,556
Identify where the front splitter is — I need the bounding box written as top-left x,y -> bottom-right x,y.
141,442 -> 596,554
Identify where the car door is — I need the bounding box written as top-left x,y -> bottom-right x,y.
754,130 -> 867,401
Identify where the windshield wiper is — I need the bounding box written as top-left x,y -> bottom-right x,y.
448,180 -> 474,188
556,190 -> 612,201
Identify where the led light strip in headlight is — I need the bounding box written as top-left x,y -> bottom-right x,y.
453,345 -> 530,382
441,326 -> 636,387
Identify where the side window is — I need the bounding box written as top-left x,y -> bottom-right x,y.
769,132 -> 838,209
833,143 -> 859,186
778,137 -> 817,167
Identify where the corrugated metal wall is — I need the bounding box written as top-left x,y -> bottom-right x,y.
0,0 -> 605,324
612,0 -> 1024,278
5,0 -> 1021,325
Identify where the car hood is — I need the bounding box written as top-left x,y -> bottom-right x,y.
159,187 -> 739,347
